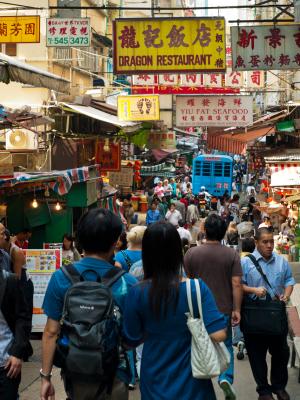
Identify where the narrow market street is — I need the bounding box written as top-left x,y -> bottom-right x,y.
20,341 -> 300,400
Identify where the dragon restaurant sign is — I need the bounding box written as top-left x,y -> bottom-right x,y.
113,17 -> 226,74
231,25 -> 300,71
176,95 -> 253,127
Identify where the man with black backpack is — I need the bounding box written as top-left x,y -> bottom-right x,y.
40,209 -> 137,400
0,227 -> 32,400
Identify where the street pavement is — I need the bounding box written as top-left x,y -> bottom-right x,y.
20,340 -> 300,400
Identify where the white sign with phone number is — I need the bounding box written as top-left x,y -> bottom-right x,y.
46,18 -> 90,47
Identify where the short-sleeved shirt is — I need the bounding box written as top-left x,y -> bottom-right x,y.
165,209 -> 182,227
184,243 -> 243,315
123,279 -> 225,400
114,249 -> 142,272
241,249 -> 296,299
43,257 -> 137,322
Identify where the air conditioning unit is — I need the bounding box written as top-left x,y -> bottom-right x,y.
5,129 -> 38,151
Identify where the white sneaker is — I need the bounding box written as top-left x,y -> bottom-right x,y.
219,380 -> 236,400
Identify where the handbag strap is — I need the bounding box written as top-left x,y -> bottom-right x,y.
186,278 -> 203,319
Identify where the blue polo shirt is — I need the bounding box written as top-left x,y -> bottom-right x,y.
241,249 -> 295,299
43,257 -> 137,321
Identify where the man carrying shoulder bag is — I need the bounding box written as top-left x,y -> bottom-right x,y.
241,228 -> 295,400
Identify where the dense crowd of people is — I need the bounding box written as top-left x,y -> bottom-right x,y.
0,171 -> 298,400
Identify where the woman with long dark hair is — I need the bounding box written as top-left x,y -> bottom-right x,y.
123,221 -> 227,399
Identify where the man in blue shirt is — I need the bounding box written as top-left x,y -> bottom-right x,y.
40,209 -> 137,400
146,201 -> 161,225
241,227 -> 295,400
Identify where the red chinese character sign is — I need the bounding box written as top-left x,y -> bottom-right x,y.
95,140 -> 121,172
176,95 -> 253,127
113,18 -> 226,74
231,25 -> 300,71
46,18 -> 90,47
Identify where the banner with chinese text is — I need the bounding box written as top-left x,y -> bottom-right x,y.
113,18 -> 226,74
0,16 -> 40,43
231,25 -> 300,71
95,140 -> 121,172
118,95 -> 160,121
132,71 -> 263,92
46,18 -> 90,47
147,131 -> 177,149
176,95 -> 253,127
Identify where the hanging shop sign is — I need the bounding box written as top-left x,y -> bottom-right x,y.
231,25 -> 300,71
46,18 -> 90,47
132,70 -> 263,93
0,16 -> 40,43
147,131 -> 177,150
270,164 -> 300,187
176,95 -> 253,127
95,140 -> 121,172
113,17 -> 226,74
108,167 -> 133,187
118,95 -> 160,121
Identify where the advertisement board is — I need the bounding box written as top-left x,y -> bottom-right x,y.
118,95 -> 160,121
231,25 -> 300,71
271,165 -> 300,187
176,95 -> 253,127
46,18 -> 90,47
0,16 -> 40,43
24,249 -> 62,332
113,18 -> 226,74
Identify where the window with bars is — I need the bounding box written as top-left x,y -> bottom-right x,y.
214,162 -> 223,177
224,163 -> 231,177
202,162 -> 211,176
54,47 -> 72,65
194,161 -> 201,176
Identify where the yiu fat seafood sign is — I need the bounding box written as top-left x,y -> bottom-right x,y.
176,95 -> 253,127
113,18 -> 226,74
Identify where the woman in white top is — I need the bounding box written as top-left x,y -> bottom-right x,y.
165,203 -> 182,227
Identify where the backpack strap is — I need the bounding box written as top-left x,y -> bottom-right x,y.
120,250 -> 133,270
103,268 -> 126,288
61,264 -> 81,285
0,269 -> 7,307
0,269 -> 17,308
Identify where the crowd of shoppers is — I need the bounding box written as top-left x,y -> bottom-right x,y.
0,171 -> 297,400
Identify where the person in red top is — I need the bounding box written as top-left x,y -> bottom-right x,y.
12,229 -> 32,250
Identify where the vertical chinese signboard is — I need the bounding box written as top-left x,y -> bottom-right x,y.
0,16 -> 40,43
231,25 -> 300,71
46,18 -> 91,47
113,18 -> 226,74
118,95 -> 160,121
176,95 -> 253,127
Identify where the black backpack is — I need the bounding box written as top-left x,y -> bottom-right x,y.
54,264 -> 125,391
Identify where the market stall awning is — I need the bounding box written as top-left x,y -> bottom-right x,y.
208,126 -> 275,154
0,53 -> 70,93
61,102 -> 141,132
0,165 -> 101,196
152,148 -> 178,162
